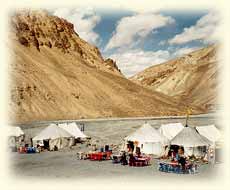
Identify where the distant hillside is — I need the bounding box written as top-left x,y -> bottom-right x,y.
8,10 -> 192,124
130,45 -> 220,112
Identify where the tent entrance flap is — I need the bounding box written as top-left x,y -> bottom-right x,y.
43,140 -> 49,149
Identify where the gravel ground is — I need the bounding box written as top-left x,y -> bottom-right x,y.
9,149 -> 223,181
9,115 -> 224,180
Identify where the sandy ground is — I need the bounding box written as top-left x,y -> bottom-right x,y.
9,149 -> 223,181
9,115 -> 224,180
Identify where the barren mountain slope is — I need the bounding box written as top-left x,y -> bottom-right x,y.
8,10 -> 194,124
130,45 -> 220,112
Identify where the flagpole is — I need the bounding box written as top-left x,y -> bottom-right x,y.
185,107 -> 191,127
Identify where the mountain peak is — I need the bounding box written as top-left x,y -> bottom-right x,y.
10,10 -> 121,75
130,45 -> 219,112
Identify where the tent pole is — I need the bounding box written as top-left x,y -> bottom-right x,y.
185,108 -> 191,127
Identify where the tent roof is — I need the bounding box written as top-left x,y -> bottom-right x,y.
125,123 -> 168,144
8,126 -> 24,137
196,125 -> 221,142
158,123 -> 184,141
33,124 -> 73,141
170,126 -> 212,147
58,122 -> 87,138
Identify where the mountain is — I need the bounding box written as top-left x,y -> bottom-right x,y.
8,10 -> 192,124
130,45 -> 219,112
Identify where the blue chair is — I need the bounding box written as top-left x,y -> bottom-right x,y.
168,165 -> 174,173
159,163 -> 164,171
174,165 -> 181,174
162,163 -> 168,172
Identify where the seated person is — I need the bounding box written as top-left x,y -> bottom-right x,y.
178,147 -> 184,156
170,150 -> 176,161
202,151 -> 209,163
129,153 -> 136,164
178,155 -> 186,172
120,152 -> 128,165
175,152 -> 180,161
161,145 -> 169,159
54,145 -> 58,151
135,147 -> 141,158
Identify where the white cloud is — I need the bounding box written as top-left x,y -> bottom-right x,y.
173,46 -> 201,57
109,46 -> 205,77
53,7 -> 101,45
158,40 -> 167,46
169,11 -> 220,45
105,13 -> 175,50
109,49 -> 170,77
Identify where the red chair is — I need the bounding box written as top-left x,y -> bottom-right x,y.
92,153 -> 98,160
106,152 -> 112,160
18,147 -> 26,154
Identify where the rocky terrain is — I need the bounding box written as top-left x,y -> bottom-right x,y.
8,10 -> 195,124
130,45 -> 220,112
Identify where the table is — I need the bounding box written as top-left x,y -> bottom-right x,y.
158,160 -> 197,174
89,151 -> 112,161
129,156 -> 151,167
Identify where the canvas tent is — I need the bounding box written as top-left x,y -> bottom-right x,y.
170,126 -> 212,157
158,123 -> 184,141
123,123 -> 168,156
196,125 -> 221,143
58,122 -> 87,139
33,124 -> 74,150
8,126 -> 24,137
8,126 -> 25,148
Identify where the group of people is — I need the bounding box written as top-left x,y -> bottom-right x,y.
162,145 -> 187,171
119,144 -> 145,165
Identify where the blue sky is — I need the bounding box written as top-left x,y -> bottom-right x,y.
51,8 -> 219,77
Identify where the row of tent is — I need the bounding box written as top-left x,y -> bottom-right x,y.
122,123 -> 222,157
33,123 -> 88,150
8,122 -> 222,156
8,123 -> 88,151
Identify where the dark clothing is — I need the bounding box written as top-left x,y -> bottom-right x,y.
178,156 -> 186,172
129,153 -> 136,164
120,152 -> 128,165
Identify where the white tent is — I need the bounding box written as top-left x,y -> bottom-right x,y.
170,126 -> 212,157
196,125 -> 221,143
58,122 -> 87,139
8,126 -> 24,137
124,123 -> 168,155
7,126 -> 25,148
158,123 -> 184,141
33,124 -> 74,150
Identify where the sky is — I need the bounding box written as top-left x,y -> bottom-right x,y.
50,8 -> 220,77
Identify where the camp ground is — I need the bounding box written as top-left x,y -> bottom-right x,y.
8,114 -> 224,178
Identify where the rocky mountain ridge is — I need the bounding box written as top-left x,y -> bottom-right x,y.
9,10 -> 194,124
130,45 -> 219,112
10,10 -> 121,76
